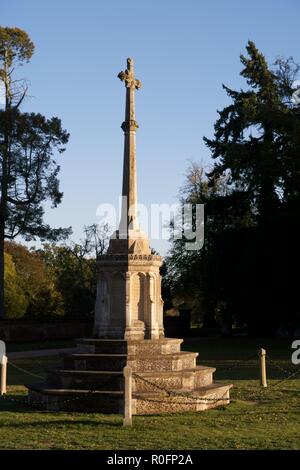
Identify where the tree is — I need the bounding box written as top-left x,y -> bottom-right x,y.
38,243 -> 96,319
5,241 -> 64,318
166,42 -> 300,336
205,41 -> 300,221
0,27 -> 71,317
35,224 -> 111,319
165,163 -> 237,328
203,41 -> 300,334
82,223 -> 111,258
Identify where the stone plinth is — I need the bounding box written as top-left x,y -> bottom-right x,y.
26,337 -> 232,413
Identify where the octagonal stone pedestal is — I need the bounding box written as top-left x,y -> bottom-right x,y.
94,252 -> 164,341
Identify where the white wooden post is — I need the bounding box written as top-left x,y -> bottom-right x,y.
0,340 -> 7,395
259,348 -> 267,388
123,365 -> 132,426
0,355 -> 7,395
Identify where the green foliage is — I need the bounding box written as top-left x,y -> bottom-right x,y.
166,42 -> 300,335
4,241 -> 64,318
1,109 -> 71,241
205,40 -> 300,218
3,224 -> 109,320
4,251 -> 28,318
31,224 -> 111,319
38,243 -> 97,319
165,164 -> 234,326
0,27 -> 34,109
0,26 -> 34,68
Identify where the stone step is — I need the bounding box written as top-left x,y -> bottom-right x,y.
76,339 -> 127,354
76,337 -> 183,355
61,353 -> 127,371
45,369 -> 124,391
128,338 -> 183,355
128,351 -> 198,372
61,351 -> 198,372
26,381 -> 232,414
134,383 -> 233,414
27,383 -> 124,413
45,365 -> 215,392
132,366 -> 215,392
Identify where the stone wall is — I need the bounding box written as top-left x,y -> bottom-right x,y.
0,313 -> 191,343
0,320 -> 93,343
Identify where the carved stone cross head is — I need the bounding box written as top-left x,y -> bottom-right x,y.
118,58 -> 142,90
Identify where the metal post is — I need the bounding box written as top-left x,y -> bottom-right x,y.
258,348 -> 267,387
123,365 -> 132,426
0,355 -> 7,395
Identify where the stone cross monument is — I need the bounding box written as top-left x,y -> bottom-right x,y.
94,58 -> 164,341
27,59 -> 232,414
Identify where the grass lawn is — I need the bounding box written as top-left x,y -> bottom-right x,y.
0,337 -> 299,450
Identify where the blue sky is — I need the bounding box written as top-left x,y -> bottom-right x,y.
1,0 -> 299,253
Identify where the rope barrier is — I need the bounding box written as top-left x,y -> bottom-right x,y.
215,354 -> 258,373
0,360 -> 109,410
268,367 -> 300,389
0,386 -> 103,409
267,355 -> 297,376
136,394 -> 230,406
133,372 -> 230,404
0,352 -> 299,411
7,360 -> 44,380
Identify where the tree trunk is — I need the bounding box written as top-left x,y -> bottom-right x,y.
0,109 -> 9,319
0,153 -> 7,319
0,222 -> 5,318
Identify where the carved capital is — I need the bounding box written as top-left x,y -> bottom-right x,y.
121,120 -> 139,132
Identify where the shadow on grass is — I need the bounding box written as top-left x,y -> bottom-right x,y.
7,357 -> 57,387
0,397 -> 122,427
0,417 -> 122,428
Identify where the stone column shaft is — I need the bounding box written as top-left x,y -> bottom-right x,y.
118,58 -> 142,234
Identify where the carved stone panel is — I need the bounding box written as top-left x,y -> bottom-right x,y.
131,273 -> 146,322
111,272 -> 126,328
